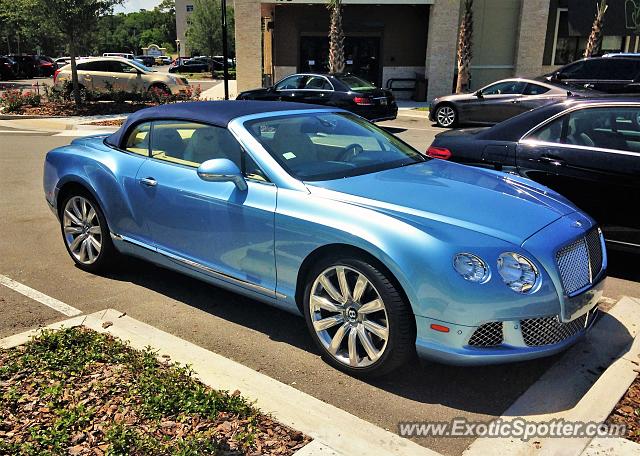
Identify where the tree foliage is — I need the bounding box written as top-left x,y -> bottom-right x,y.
185,0 -> 235,57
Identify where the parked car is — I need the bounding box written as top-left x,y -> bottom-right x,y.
135,55 -> 156,67
155,56 -> 172,65
44,101 -> 606,376
237,73 -> 398,122
9,55 -> 55,78
54,57 -> 190,96
541,55 -> 640,94
0,56 -> 18,80
103,52 -> 134,60
429,78 -> 593,128
428,98 -> 640,250
169,58 -> 209,73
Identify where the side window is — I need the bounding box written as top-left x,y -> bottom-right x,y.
125,122 -> 151,156
560,60 -> 587,79
523,83 -> 550,95
566,108 -> 635,151
527,116 -> 565,143
275,75 -> 304,90
304,76 -> 332,90
150,121 -> 268,180
482,81 -> 526,95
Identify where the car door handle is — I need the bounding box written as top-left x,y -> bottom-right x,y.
139,177 -> 157,187
539,156 -> 565,166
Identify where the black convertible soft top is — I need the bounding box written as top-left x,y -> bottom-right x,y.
105,100 -> 332,148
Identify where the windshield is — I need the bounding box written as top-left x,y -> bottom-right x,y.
338,75 -> 377,91
130,59 -> 154,72
244,112 -> 426,181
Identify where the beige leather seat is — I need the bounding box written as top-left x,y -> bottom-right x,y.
271,122 -> 317,163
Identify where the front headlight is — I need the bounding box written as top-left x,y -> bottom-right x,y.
453,253 -> 490,283
497,252 -> 539,293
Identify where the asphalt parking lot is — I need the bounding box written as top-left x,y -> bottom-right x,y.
1,112 -> 640,455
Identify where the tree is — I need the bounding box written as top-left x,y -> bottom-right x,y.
327,0 -> 345,74
37,0 -> 123,105
584,0 -> 608,58
455,0 -> 473,93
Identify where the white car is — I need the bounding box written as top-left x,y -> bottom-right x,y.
54,57 -> 190,95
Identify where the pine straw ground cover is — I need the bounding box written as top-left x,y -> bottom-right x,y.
0,327 -> 310,455
607,373 -> 640,443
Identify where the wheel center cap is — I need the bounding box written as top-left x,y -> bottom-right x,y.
345,307 -> 358,322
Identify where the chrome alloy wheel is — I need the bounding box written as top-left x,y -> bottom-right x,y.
309,266 -> 389,368
436,105 -> 455,127
62,196 -> 102,265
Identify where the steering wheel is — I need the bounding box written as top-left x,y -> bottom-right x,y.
338,143 -> 364,162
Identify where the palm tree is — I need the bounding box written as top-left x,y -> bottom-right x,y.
327,0 -> 345,74
456,0 -> 473,94
584,0 -> 608,58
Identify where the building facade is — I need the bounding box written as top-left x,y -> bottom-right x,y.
176,0 -> 194,57
225,0 -> 640,100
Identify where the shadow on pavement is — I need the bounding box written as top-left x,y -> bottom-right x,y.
99,255 -> 627,417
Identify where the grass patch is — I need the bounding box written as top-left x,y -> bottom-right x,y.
412,107 -> 429,111
0,327 -> 309,455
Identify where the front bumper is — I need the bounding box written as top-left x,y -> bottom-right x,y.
415,278 -> 604,366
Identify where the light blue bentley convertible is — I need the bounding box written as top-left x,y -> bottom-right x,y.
44,101 -> 606,376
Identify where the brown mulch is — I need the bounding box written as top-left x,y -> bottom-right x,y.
606,371 -> 640,442
16,101 -> 154,117
0,327 -> 311,455
85,119 -> 126,127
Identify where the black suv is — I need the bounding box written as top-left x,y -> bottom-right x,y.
543,56 -> 640,94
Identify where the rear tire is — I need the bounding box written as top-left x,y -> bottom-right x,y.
434,104 -> 458,128
303,254 -> 415,378
59,191 -> 116,273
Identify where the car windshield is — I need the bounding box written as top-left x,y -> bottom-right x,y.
338,75 -> 377,91
244,112 -> 426,181
129,59 -> 154,72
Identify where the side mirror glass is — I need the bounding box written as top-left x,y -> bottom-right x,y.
475,89 -> 483,98
197,158 -> 247,191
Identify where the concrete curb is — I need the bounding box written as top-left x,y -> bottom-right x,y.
464,296 -> 640,456
0,309 -> 439,456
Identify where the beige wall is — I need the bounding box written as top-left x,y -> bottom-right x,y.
175,0 -> 192,56
235,0 -> 263,91
514,0 -> 551,78
425,0 -> 460,100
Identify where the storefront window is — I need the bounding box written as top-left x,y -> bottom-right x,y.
553,9 -> 624,65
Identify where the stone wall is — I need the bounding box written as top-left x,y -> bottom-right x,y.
234,0 -> 263,91
424,0 -> 461,100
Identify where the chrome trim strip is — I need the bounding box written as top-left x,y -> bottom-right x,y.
519,139 -> 640,157
606,239 -> 640,248
110,231 -> 285,298
520,101 -> 640,142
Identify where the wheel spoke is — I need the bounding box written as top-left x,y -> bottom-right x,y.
313,315 -> 344,332
319,274 -> 344,303
359,298 -> 384,315
72,198 -> 83,219
311,295 -> 341,313
328,323 -> 349,355
88,226 -> 101,235
348,328 -> 358,366
357,324 -> 380,362
69,233 -> 85,252
86,207 -> 96,224
87,241 -> 96,262
336,267 -> 351,302
363,320 -> 389,341
352,273 -> 368,302
88,235 -> 101,252
79,238 -> 88,262
65,209 -> 82,226
81,199 -> 88,221
64,226 -> 83,235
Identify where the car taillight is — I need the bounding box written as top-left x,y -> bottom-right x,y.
53,69 -> 61,83
353,96 -> 374,106
426,145 -> 452,160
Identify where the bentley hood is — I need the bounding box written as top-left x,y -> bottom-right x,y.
306,160 -> 579,246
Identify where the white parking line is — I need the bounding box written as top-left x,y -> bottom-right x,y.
0,130 -> 50,134
0,275 -> 82,317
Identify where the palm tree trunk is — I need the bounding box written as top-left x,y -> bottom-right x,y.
584,0 -> 608,58
456,0 -> 473,94
327,0 -> 345,74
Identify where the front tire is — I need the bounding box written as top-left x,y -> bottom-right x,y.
303,256 -> 415,377
59,192 -> 116,273
434,104 -> 457,128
